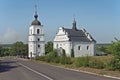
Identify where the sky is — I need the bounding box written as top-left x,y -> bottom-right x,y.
0,0 -> 120,44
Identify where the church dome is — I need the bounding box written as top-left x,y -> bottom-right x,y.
31,6 -> 41,26
31,19 -> 41,25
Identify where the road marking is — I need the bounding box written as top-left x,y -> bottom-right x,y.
18,63 -> 53,80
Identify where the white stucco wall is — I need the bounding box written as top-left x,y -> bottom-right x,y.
73,42 -> 96,57
28,25 -> 45,58
53,27 -> 72,56
53,27 -> 96,57
54,41 -> 72,56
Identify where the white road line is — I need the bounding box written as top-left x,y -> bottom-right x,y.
18,63 -> 53,80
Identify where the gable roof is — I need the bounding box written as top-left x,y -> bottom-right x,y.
64,28 -> 96,42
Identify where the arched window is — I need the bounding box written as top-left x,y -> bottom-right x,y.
38,45 -> 40,48
37,29 -> 39,34
87,46 -> 89,50
38,38 -> 40,41
78,46 -> 81,50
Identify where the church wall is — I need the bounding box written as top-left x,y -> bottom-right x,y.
28,42 -> 37,57
53,27 -> 72,56
53,41 -> 72,56
28,25 -> 45,58
74,42 -> 96,57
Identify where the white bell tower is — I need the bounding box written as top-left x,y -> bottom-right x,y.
28,5 -> 45,58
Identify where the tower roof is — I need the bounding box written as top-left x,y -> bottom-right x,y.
31,5 -> 41,26
72,18 -> 77,31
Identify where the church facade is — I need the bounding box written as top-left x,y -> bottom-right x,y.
53,19 -> 96,57
28,8 -> 45,58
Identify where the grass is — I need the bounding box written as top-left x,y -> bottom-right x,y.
34,55 -> 120,78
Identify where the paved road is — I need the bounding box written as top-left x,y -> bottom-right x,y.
0,58 -> 119,80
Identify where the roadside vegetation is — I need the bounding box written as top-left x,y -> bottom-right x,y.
36,41 -> 120,72
0,40 -> 120,76
0,41 -> 28,57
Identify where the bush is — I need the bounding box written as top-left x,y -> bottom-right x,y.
60,57 -> 72,65
74,56 -> 89,67
108,56 -> 120,71
71,49 -> 74,58
74,56 -> 105,69
53,57 -> 60,63
35,56 -> 46,61
45,49 -> 58,62
60,49 -> 72,64
89,59 -> 105,69
107,41 -> 120,70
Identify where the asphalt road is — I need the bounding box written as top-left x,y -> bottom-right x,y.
0,58 -> 119,80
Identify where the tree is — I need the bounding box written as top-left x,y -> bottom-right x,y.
45,49 -> 58,62
11,41 -> 28,57
97,46 -> 107,52
108,41 -> 120,70
71,49 -> 74,57
0,47 -> 4,57
108,41 -> 120,56
45,41 -> 53,54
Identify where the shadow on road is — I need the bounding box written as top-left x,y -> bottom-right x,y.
0,60 -> 18,73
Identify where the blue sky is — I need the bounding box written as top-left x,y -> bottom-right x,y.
0,0 -> 120,44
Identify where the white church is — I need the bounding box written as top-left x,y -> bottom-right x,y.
28,7 -> 45,58
53,19 -> 96,57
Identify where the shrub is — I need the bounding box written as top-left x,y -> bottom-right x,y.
35,56 -> 46,61
53,57 -> 60,63
45,49 -> 58,62
60,49 -> 72,64
74,56 -> 89,67
60,57 -> 72,65
71,49 -> 74,58
89,59 -> 105,69
74,56 -> 105,69
107,41 -> 120,70
108,56 -> 120,71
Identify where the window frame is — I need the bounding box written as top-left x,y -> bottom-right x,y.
37,29 -> 39,34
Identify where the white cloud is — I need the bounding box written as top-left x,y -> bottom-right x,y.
0,28 -> 27,44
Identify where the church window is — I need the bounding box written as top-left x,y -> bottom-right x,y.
87,46 -> 89,50
38,45 -> 40,48
38,38 -> 40,41
37,29 -> 39,34
78,46 -> 81,50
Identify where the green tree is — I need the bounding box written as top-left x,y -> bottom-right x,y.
45,41 -> 53,54
0,46 -> 4,57
11,41 -> 28,57
108,41 -> 120,56
45,49 -> 58,62
97,46 -> 108,52
108,41 -> 120,70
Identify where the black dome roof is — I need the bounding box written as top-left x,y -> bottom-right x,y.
31,19 -> 41,25
31,8 -> 41,26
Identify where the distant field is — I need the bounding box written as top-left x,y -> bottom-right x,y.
97,43 -> 111,47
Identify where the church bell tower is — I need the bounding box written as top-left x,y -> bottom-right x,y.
28,5 -> 45,58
